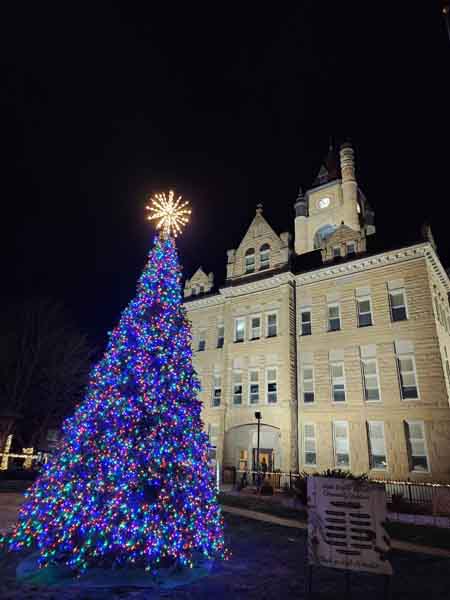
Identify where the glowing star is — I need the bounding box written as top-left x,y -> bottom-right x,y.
146,191 -> 191,238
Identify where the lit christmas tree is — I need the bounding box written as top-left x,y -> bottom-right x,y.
8,192 -> 226,575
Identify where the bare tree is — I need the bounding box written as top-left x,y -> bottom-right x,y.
0,298 -> 93,449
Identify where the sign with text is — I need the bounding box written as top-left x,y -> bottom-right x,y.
307,477 -> 392,575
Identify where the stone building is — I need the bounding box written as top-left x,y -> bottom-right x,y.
184,142 -> 450,483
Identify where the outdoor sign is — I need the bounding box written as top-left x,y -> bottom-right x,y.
307,476 -> 392,575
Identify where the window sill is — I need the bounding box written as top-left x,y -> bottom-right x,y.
249,337 -> 260,341
234,339 -> 244,344
358,323 -> 373,328
266,334 -> 278,339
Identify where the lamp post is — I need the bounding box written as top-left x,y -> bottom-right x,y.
255,411 -> 262,488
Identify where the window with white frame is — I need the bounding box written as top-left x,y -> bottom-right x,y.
266,368 -> 278,403
234,317 -> 245,343
302,366 -> 314,403
301,309 -> 312,336
397,354 -> 419,399
367,421 -> 387,470
357,297 -> 373,327
389,289 -> 408,322
333,246 -> 341,258
198,331 -> 206,352
217,324 -> 224,348
303,423 -> 317,466
245,248 -> 255,273
250,316 -> 261,340
405,421 -> 429,472
212,374 -> 222,407
207,423 -> 219,446
328,304 -> 341,331
347,241 -> 356,255
260,243 -> 270,269
232,371 -> 243,405
249,370 -> 260,404
266,313 -> 278,338
331,362 -> 346,402
362,358 -> 380,401
333,421 -> 350,468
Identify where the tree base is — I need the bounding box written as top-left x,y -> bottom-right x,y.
17,552 -> 214,589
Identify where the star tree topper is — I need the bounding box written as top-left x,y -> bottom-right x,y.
146,190 -> 191,238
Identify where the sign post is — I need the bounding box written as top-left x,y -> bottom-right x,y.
306,476 -> 392,597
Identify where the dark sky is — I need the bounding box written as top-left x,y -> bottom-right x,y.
1,3 -> 449,345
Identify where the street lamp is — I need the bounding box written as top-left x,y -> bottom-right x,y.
255,411 -> 262,488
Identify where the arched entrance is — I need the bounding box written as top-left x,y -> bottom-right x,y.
223,423 -> 282,478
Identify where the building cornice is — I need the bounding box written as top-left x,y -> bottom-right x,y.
183,293 -> 225,311
424,245 -> 450,293
220,271 -> 293,299
295,243 -> 435,286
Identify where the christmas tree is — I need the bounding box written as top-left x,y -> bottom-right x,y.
8,192 -> 226,574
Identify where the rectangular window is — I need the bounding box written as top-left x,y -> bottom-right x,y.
347,242 -> 356,255
328,304 -> 341,331
357,297 -> 373,327
232,371 -> 243,405
266,368 -> 278,403
405,421 -> 429,472
367,421 -> 387,470
302,366 -> 315,403
301,309 -> 312,336
331,362 -> 346,402
234,318 -> 245,343
260,247 -> 270,269
398,355 -> 419,399
333,421 -> 350,468
216,324 -> 224,348
303,423 -> 317,466
362,358 -> 380,401
389,289 -> 408,322
266,313 -> 278,338
212,374 -> 221,407
249,370 -> 260,404
245,252 -> 255,274
250,316 -> 261,340
333,246 -> 341,258
198,332 -> 206,352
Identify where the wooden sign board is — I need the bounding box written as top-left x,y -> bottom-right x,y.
308,476 -> 392,575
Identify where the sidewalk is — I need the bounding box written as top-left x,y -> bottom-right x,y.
221,504 -> 450,559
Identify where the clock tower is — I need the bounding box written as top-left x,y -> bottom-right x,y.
294,141 -> 375,256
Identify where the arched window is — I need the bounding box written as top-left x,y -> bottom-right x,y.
260,243 -> 270,269
313,224 -> 336,249
245,248 -> 255,273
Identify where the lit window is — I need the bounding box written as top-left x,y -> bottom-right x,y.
266,313 -> 278,338
212,374 -> 221,407
328,304 -> 341,332
302,366 -> 314,403
238,449 -> 248,470
260,244 -> 270,269
303,423 -> 317,466
362,359 -> 380,401
405,421 -> 429,472
357,297 -> 373,327
333,421 -> 350,468
249,370 -> 260,404
331,362 -> 346,402
266,368 -> 278,403
234,318 -> 245,343
198,331 -> 206,352
217,324 -> 224,348
245,248 -> 255,274
301,309 -> 312,336
397,355 -> 419,399
250,316 -> 261,340
232,371 -> 243,405
367,422 -> 387,470
389,289 -> 407,322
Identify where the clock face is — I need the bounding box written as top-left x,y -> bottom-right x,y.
318,196 -> 330,209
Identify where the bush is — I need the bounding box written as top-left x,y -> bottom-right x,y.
292,470 -> 369,505
260,482 -> 274,496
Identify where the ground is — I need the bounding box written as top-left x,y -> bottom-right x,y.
1,494 -> 450,599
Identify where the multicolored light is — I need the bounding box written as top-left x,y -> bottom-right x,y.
6,231 -> 226,574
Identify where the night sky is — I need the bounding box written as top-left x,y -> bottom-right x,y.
1,4 -> 449,346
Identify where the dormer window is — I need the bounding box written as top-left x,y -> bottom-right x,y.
260,244 -> 270,270
333,246 -> 341,258
347,242 -> 356,256
245,248 -> 255,273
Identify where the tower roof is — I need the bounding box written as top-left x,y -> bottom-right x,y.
312,143 -> 341,187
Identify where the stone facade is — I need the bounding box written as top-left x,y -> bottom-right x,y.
184,143 -> 450,483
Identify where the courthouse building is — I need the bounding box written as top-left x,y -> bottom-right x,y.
184,142 -> 450,483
